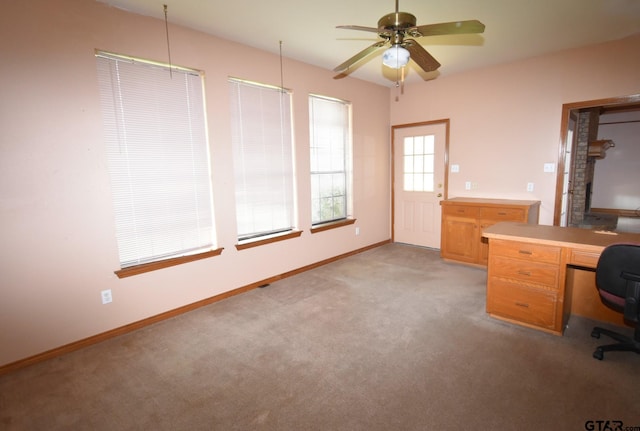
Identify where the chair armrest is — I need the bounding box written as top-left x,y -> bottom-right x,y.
622,273 -> 640,321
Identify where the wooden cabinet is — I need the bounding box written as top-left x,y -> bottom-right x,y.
440,198 -> 540,266
486,238 -> 566,334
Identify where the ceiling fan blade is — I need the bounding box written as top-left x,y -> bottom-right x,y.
412,20 -> 485,37
404,40 -> 441,72
336,25 -> 380,33
333,40 -> 387,73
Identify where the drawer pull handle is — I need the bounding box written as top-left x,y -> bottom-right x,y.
498,212 -> 507,215
515,302 -> 530,308
517,270 -> 531,276
518,250 -> 533,255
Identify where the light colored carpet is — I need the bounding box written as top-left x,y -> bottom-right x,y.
1,243 -> 639,430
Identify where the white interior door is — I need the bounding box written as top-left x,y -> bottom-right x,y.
393,122 -> 447,249
560,114 -> 577,227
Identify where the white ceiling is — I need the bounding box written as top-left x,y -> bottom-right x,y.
98,0 -> 640,87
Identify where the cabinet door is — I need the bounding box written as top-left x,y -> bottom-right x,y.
441,216 -> 478,262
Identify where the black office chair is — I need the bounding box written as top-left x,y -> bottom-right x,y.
590,243 -> 640,360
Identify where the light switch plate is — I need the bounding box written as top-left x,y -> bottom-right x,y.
543,163 -> 555,173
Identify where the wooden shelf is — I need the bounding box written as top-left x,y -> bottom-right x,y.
588,139 -> 614,159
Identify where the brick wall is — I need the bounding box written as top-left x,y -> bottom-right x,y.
569,109 -> 599,227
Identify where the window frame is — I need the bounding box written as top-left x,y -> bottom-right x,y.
96,51 -> 220,277
402,134 -> 436,193
228,77 -> 298,249
308,94 -> 354,232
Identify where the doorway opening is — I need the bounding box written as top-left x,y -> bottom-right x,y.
554,94 -> 640,232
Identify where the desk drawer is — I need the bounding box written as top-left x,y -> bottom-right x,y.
487,277 -> 557,329
490,239 -> 562,265
569,249 -> 600,268
480,207 -> 525,221
490,256 -> 560,287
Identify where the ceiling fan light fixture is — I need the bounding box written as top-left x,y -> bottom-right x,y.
382,45 -> 410,69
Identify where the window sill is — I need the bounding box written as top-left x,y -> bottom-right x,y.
310,218 -> 356,234
235,230 -> 303,250
115,248 -> 224,278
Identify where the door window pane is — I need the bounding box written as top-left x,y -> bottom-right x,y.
403,135 -> 435,192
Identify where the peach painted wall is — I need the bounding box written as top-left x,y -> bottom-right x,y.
0,0 -> 391,367
390,33 -> 640,225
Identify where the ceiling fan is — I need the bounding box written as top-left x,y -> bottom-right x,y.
333,0 -> 485,77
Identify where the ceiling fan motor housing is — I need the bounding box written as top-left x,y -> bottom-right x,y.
378,12 -> 417,31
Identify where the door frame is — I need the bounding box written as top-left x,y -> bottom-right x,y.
553,94 -> 640,225
559,111 -> 578,227
391,119 -> 450,243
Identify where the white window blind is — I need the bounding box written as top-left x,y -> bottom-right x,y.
309,94 -> 352,225
228,78 -> 295,241
96,52 -> 215,268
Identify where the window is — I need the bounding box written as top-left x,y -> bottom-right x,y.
309,94 -> 352,225
96,52 -> 217,276
403,135 -> 435,192
228,78 -> 296,244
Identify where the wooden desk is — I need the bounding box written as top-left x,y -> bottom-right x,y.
482,222 -> 640,335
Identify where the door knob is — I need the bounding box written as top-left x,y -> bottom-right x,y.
437,193 -> 442,197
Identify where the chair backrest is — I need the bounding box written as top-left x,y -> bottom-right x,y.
596,243 -> 640,322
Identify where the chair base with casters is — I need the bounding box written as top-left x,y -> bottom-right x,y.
590,243 -> 640,361
590,326 -> 640,360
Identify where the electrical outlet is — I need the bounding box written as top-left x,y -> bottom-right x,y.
527,182 -> 534,192
101,289 -> 113,304
451,164 -> 460,173
355,227 -> 360,236
465,181 -> 471,190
